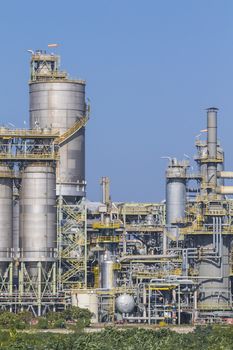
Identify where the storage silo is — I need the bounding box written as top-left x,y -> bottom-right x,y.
19,163 -> 56,273
29,50 -> 86,200
0,165 -> 13,273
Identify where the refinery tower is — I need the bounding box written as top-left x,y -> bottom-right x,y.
0,50 -> 89,315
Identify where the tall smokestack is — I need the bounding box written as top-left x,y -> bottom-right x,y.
207,107 -> 218,192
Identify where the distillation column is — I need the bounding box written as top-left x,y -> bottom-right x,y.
166,159 -> 188,236
195,108 -> 231,311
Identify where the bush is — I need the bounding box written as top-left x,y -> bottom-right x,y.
36,317 -> 48,329
0,312 -> 26,329
62,306 -> 92,327
46,311 -> 63,322
18,311 -> 33,324
53,319 -> 66,329
0,312 -> 18,328
0,325 -> 231,349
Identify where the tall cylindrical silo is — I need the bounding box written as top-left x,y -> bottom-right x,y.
0,165 -> 13,273
19,163 -> 56,267
29,51 -> 86,200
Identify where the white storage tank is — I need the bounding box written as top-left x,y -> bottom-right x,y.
115,294 -> 135,314
72,289 -> 98,323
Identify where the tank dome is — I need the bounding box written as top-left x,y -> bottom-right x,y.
115,294 -> 135,314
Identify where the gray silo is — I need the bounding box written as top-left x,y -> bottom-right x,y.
0,165 -> 13,273
29,51 -> 86,200
19,164 -> 56,269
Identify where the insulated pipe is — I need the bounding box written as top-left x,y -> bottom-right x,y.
207,107 -> 218,191
119,254 -> 177,262
218,171 -> 233,179
216,186 -> 233,194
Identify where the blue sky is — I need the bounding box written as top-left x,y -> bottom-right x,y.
1,0 -> 233,202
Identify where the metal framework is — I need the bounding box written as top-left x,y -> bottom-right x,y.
57,197 -> 87,290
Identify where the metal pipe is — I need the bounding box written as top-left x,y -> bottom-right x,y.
216,186 -> 233,194
218,171 -> 233,179
119,254 -> 177,262
178,284 -> 181,325
122,316 -> 163,321
193,290 -> 198,323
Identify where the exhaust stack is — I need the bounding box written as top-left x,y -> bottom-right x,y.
207,107 -> 218,192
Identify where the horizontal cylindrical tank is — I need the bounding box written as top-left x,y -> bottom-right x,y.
0,165 -> 13,272
29,81 -> 86,199
115,294 -> 135,314
19,163 -> 56,261
71,290 -> 98,323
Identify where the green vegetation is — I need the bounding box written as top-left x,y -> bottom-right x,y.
0,325 -> 232,349
0,306 -> 92,331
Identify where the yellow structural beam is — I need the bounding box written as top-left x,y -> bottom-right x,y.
92,222 -> 121,229
0,153 -> 59,161
55,115 -> 89,146
90,235 -> 122,243
0,128 -> 59,139
125,225 -> 163,232
0,171 -> 20,179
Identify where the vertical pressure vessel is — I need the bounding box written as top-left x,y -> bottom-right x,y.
166,159 -> 187,227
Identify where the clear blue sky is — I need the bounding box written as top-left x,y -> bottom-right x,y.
1,0 -> 233,202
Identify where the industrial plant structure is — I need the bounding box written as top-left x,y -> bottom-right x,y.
0,50 -> 232,324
